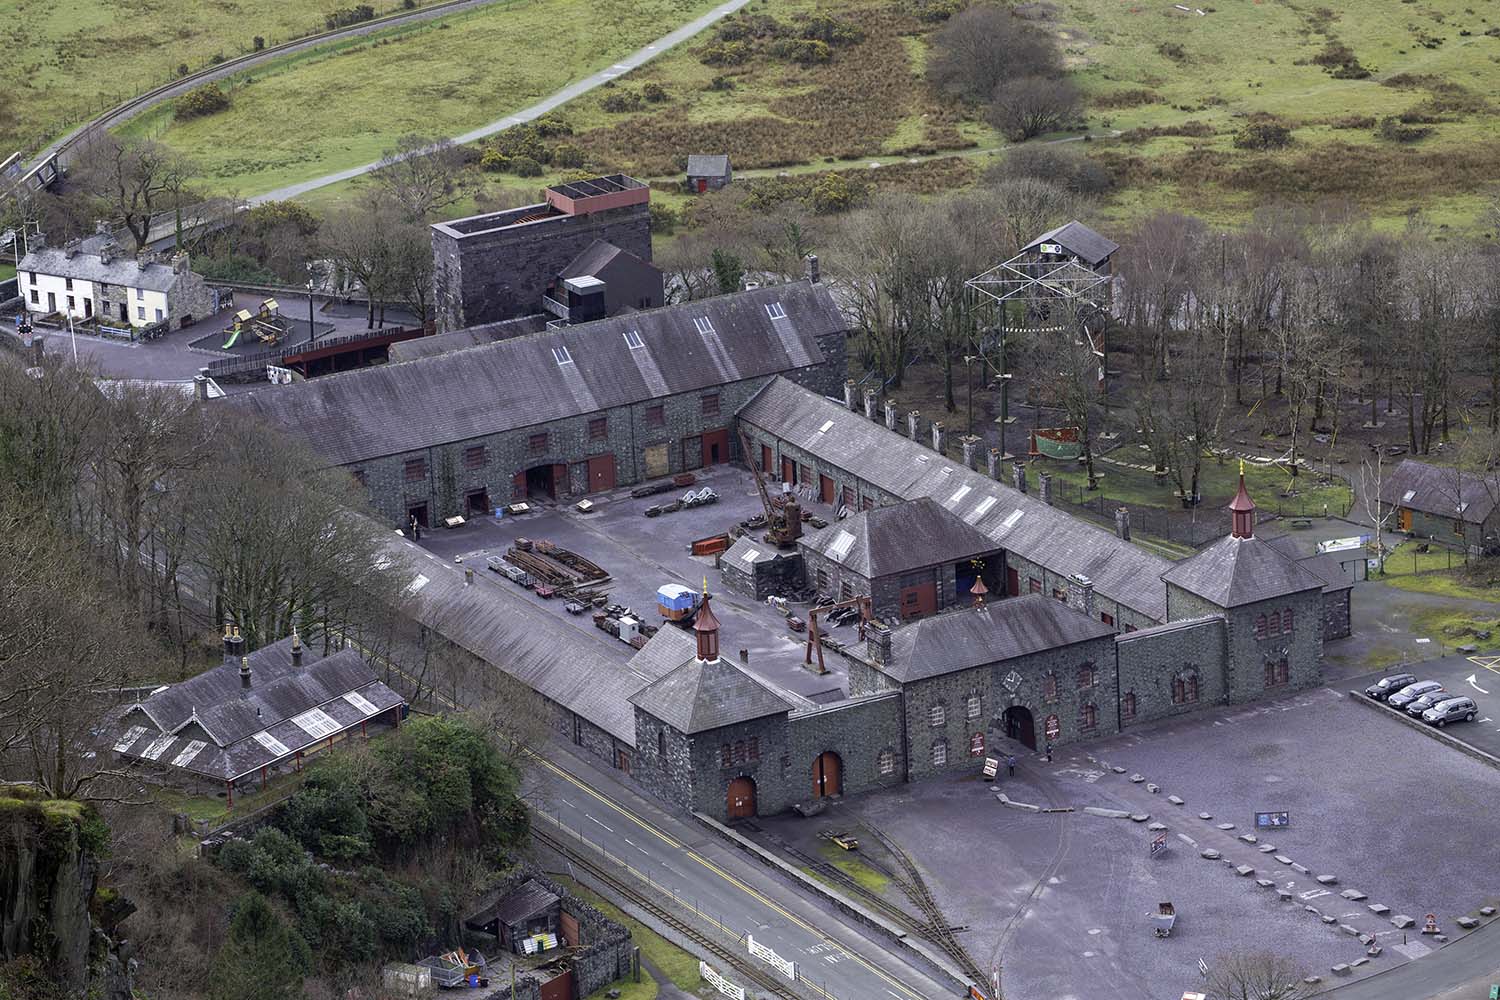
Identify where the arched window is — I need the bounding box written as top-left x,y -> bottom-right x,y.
1043,671 -> 1059,703
720,743 -> 732,767
1080,703 -> 1098,731
1255,614 -> 1268,639
931,739 -> 949,767
1284,607 -> 1295,633
1122,691 -> 1137,721
929,704 -> 946,727
878,749 -> 896,775
747,736 -> 761,761
1076,663 -> 1097,689
1172,668 -> 1200,705
733,740 -> 746,764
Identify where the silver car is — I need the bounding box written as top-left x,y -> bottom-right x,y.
1422,696 -> 1477,727
1386,680 -> 1443,710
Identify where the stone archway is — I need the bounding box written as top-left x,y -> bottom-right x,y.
812,751 -> 843,798
727,776 -> 757,819
1003,705 -> 1036,750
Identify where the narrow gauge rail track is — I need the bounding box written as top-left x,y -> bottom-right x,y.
533,826 -> 810,1000
867,827 -> 988,987
781,845 -> 933,934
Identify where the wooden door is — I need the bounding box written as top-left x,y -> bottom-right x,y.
1399,508 -> 1412,531
1006,568 -> 1020,597
819,475 -> 835,505
812,751 -> 842,798
644,444 -> 669,479
726,777 -> 756,819
702,429 -> 730,466
781,456 -> 795,483
540,970 -> 572,1000
899,582 -> 937,619
512,470 -> 527,499
558,910 -> 580,947
761,444 -> 772,475
587,454 -> 616,492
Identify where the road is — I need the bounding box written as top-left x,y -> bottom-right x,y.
1326,916 -> 1500,1000
250,0 -> 753,204
522,747 -> 957,1000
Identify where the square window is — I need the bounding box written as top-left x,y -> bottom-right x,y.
64,278 -> 72,291
29,290 -> 38,304
701,393 -> 720,418
966,695 -> 981,719
404,458 -> 426,482
588,417 -> 607,440
66,295 -> 75,311
646,405 -> 665,427
931,740 -> 948,767
528,432 -> 549,454
135,288 -> 143,300
878,749 -> 895,775
137,305 -> 146,319
463,445 -> 486,470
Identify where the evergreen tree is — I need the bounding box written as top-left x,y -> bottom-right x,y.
209,892 -> 312,1000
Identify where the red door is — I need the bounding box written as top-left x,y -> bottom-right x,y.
587,454 -> 616,492
761,444 -> 772,475
701,429 -> 730,467
1007,568 -> 1020,597
697,178 -> 708,193
512,470 -> 527,499
552,463 -> 567,498
819,475 -> 835,505
781,457 -> 795,483
899,582 -> 937,619
727,777 -> 757,819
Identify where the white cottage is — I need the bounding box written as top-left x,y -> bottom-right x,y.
17,230 -> 213,330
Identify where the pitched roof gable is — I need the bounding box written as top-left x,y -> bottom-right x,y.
629,654 -> 793,735
801,497 -> 995,578
1161,535 -> 1326,608
881,595 -> 1115,683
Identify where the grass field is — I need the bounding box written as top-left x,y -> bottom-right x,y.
0,0 -> 455,156
120,0 -> 719,198
1040,452 -> 1353,518
0,263 -> 15,283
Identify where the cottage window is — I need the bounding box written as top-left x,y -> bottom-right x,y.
1042,671 -> 1058,703
528,432 -> 548,454
29,290 -> 38,305
931,739 -> 948,767
747,736 -> 760,761
135,287 -> 143,300
701,393 -> 720,418
66,295 -> 75,312
646,405 -> 665,427
1122,691 -> 1137,721
64,277 -> 72,291
929,704 -> 945,728
28,272 -> 36,284
1076,663 -> 1097,689
1080,703 -> 1098,731
1265,658 -> 1290,688
966,695 -> 981,719
878,749 -> 895,775
463,445 -> 487,470
720,744 -> 732,767
588,417 -> 607,440
137,305 -> 146,320
154,308 -> 163,322
404,458 -> 426,482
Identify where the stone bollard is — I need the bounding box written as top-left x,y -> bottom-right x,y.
1038,471 -> 1053,505
987,448 -> 1001,480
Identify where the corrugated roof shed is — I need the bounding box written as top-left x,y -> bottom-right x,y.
881,595 -> 1115,682
1378,458 -> 1499,525
737,378 -> 1170,620
224,282 -> 841,467
1021,221 -> 1119,266
1161,535 -> 1326,608
800,497 -> 997,578
629,654 -> 793,734
492,879 -> 559,924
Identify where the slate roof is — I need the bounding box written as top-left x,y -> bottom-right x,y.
560,240 -> 654,282
224,281 -> 841,468
1263,536 -> 1355,594
1161,534 -> 1327,608
629,653 -> 793,734
880,595 -> 1115,683
115,637 -> 404,781
1379,458 -> 1500,525
18,244 -> 186,292
1021,221 -> 1119,266
389,315 -> 548,363
492,879 -> 559,924
737,378 -> 1170,620
686,154 -> 731,177
800,497 -> 996,578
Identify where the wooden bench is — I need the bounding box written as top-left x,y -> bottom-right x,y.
1291,518 -> 1312,529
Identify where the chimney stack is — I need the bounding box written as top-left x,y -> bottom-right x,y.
863,388 -> 878,421
223,624 -> 245,662
62,238 -> 81,259
1038,471 -> 1053,506
1066,574 -> 1096,619
1115,506 -> 1131,541
867,621 -> 892,664
239,655 -> 252,689
805,253 -> 819,283
907,410 -> 920,441
290,628 -> 302,667
884,399 -> 897,432
98,243 -> 114,265
171,251 -> 189,275
960,435 -> 979,470
931,420 -> 946,454
1012,462 -> 1028,495
843,379 -> 857,412
987,448 -> 1000,480
193,374 -> 209,402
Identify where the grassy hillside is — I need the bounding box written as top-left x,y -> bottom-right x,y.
119,0 -> 720,198
0,0 -> 450,156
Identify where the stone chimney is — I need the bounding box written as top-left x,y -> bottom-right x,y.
960,435 -> 979,470
1066,574 -> 1096,619
1012,462 -> 1028,495
805,253 -> 820,283
907,410 -> 921,441
884,399 -> 897,431
31,232 -> 46,249
239,655 -> 252,689
863,388 -> 878,421
290,629 -> 303,667
171,251 -> 190,275
931,420 -> 946,454
1115,506 -> 1131,541
193,374 -> 209,402
62,238 -> 81,259
844,379 -> 857,411
867,621 -> 892,665
223,624 -> 245,662
987,448 -> 1000,480
1038,471 -> 1053,506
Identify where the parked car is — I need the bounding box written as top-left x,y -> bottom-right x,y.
1405,689 -> 1450,716
1364,673 -> 1417,701
1422,696 -> 1478,727
1386,680 -> 1444,710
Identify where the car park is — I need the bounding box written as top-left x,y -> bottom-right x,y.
1364,673 -> 1418,701
1405,689 -> 1450,717
1422,697 -> 1478,727
1386,680 -> 1444,710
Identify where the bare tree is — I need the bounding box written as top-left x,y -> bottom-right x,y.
73,131 -> 194,251
1022,299 -> 1106,488
320,193 -> 411,328
1360,450 -> 1398,574
372,134 -> 471,223
1204,951 -> 1312,1000
927,5 -> 1062,104
987,76 -> 1081,140
834,193 -> 930,390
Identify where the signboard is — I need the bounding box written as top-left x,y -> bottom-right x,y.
983,757 -> 999,779
746,935 -> 795,981
1034,427 -> 1082,460
1044,714 -> 1061,741
1150,831 -> 1168,857
698,962 -> 745,1000
1318,535 -> 1369,554
1038,243 -> 1063,255
1255,811 -> 1290,829
970,731 -> 986,756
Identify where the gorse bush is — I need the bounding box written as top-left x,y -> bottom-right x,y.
324,5 -> 375,29
178,84 -> 230,118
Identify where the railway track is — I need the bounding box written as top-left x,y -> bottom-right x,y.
533,825 -> 812,1000
867,827 -> 988,987
781,845 -> 934,935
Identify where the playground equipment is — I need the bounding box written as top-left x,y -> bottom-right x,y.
221,299 -> 289,349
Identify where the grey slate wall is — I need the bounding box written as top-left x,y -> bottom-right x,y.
432,203 -> 652,332
631,707 -> 696,811
1115,618 -> 1226,728
901,664 -> 993,781
1321,589 -> 1351,641
1004,552 -> 1157,631
786,693 -> 905,799
985,635 -> 1121,754
1166,584 -> 1323,703
687,715 -> 793,821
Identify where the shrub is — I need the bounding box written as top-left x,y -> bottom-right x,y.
707,75 -> 735,92
324,4 -> 375,30
1374,116 -> 1432,142
178,84 -> 231,118
1092,88 -> 1161,109
699,40 -> 752,66
176,63 -> 190,77
649,202 -> 680,234
552,143 -> 584,168
491,124 -> 550,162
907,0 -> 966,21
769,38 -> 831,64
479,149 -> 510,172
810,171 -> 856,213
600,90 -> 644,113
1232,120 -> 1293,150
252,36 -> 265,51
642,82 -> 668,103
403,0 -> 416,7
532,114 -> 573,137
1157,41 -> 1186,61
208,52 -> 226,65
1312,40 -> 1369,78
511,155 -> 543,177
799,13 -> 863,46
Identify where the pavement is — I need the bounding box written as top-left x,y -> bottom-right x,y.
522,741 -> 955,1000
416,464 -> 856,703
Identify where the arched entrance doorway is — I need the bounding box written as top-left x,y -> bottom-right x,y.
1003,706 -> 1036,750
523,464 -> 559,499
726,777 -> 757,819
812,751 -> 843,798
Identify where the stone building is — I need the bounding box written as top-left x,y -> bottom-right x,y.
685,154 -> 732,193
1379,457 -> 1500,556
547,239 -> 664,320
19,228 -> 214,330
225,281 -> 848,528
431,175 -> 652,332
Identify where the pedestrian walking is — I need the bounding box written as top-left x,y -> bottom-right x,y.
1006,755 -> 1016,777
1043,742 -> 1053,763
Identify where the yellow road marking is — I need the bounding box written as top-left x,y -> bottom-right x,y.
1467,655 -> 1500,677
530,754 -> 929,1000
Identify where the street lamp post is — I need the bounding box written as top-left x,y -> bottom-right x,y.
305,262 -> 316,345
